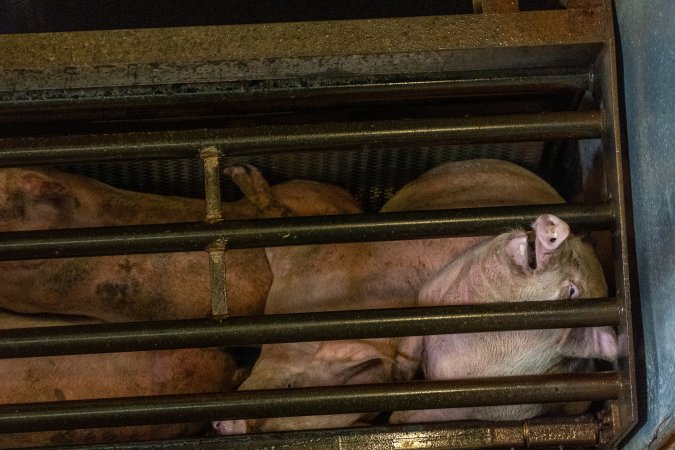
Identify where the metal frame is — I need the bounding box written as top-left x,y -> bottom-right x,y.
0,0 -> 639,448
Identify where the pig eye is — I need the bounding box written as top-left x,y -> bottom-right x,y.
565,282 -> 579,299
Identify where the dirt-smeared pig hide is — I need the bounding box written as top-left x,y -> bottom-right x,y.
0,167 -> 361,321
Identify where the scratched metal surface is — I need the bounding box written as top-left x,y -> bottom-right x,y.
616,0 -> 675,448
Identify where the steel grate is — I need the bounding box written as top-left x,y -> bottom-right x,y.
0,1 -> 640,448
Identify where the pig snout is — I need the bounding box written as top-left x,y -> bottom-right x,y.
213,419 -> 248,435
532,214 -> 570,270
506,214 -> 571,274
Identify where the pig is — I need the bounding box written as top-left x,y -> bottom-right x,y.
213,158 -> 615,434
389,213 -> 617,424
0,166 -> 361,322
0,310 -> 242,447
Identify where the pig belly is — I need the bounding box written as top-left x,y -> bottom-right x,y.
0,311 -> 240,447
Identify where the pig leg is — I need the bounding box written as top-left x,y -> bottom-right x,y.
224,165 -> 291,218
393,335 -> 424,381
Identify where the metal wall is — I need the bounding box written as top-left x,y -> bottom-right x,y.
615,1 -> 675,448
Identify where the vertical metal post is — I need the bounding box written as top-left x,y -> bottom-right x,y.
207,240 -> 229,318
200,146 -> 224,223
200,147 -> 229,318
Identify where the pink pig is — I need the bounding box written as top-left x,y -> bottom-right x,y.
390,213 -> 617,424
214,159 -> 614,434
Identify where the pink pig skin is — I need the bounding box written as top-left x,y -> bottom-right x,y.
0,310 -> 241,447
215,159 -> 615,434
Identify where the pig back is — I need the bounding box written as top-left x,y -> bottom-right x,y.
265,159 -> 565,316
381,159 -> 564,212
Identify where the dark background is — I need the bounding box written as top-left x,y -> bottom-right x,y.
0,0 -> 565,34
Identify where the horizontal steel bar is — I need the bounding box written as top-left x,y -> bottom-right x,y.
0,70 -> 591,122
0,203 -> 614,261
0,298 -> 620,358
0,372 -> 620,433
0,10 -> 604,91
0,111 -> 602,166
45,416 -> 600,450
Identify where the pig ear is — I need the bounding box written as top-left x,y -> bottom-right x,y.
316,340 -> 394,383
558,326 -> 618,362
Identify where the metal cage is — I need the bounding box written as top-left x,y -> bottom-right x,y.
0,0 -> 641,448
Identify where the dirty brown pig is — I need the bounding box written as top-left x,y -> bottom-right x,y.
0,166 -> 361,321
0,166 -> 361,445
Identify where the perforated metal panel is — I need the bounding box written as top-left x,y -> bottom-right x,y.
57,142 -> 545,211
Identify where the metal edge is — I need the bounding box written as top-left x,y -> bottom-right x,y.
595,0 -> 641,446
0,373 -> 620,434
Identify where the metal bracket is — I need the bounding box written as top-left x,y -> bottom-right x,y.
599,401 -> 622,446
207,239 -> 229,319
200,146 -> 224,223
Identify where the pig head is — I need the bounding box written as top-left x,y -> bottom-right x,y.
391,214 -> 617,424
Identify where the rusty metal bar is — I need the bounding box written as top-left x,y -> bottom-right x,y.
0,203 -> 614,261
54,416 -> 599,450
0,111 -> 602,166
0,298 -> 620,358
0,372 -> 620,434
200,147 -> 223,223
481,0 -> 520,13
0,69 -> 592,124
0,10 -> 605,92
199,147 -> 230,318
207,241 -> 229,318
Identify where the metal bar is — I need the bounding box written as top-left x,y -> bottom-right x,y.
0,10 -> 604,91
0,298 -> 620,358
207,241 -> 229,318
200,147 -> 223,223
594,0 -> 640,446
199,147 -> 230,317
0,70 -> 592,122
0,111 -> 602,166
44,416 -> 599,450
0,203 -> 614,261
0,372 -> 620,433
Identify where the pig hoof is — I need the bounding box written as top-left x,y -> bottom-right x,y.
224,164 -> 290,218
213,419 -> 247,435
